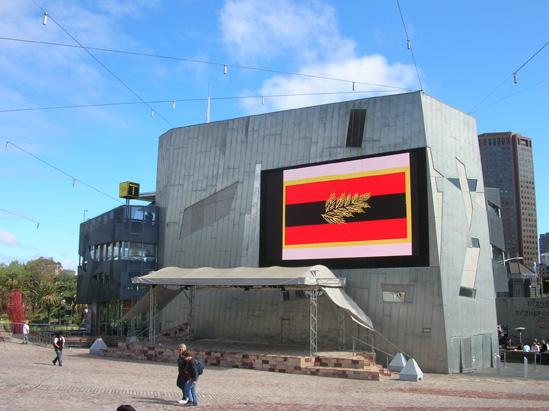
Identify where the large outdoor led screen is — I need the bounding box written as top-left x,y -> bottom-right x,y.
259,148 -> 429,269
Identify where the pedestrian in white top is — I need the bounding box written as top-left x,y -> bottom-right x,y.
22,322 -> 30,344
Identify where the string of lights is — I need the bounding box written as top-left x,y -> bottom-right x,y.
0,36 -> 417,94
469,78 -> 549,114
0,90 -> 397,114
0,207 -> 77,236
1,137 -> 125,205
468,41 -> 549,114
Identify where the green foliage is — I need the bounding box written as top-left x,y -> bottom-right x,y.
0,258 -> 82,325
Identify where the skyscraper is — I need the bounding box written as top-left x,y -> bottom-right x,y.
478,132 -> 538,269
540,232 -> 549,255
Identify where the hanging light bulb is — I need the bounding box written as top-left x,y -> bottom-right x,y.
73,178 -> 76,187
42,12 -> 48,25
5,141 -> 8,150
151,109 -> 154,117
513,72 -> 518,84
407,38 -> 411,49
352,82 -> 355,91
172,100 -> 176,109
37,222 -> 40,229
262,96 -> 265,105
223,64 -> 227,75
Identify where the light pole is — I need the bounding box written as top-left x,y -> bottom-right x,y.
83,209 -> 88,222
500,257 -> 524,265
515,327 -> 525,344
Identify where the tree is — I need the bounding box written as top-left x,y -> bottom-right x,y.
0,261 -> 27,318
39,281 -> 61,325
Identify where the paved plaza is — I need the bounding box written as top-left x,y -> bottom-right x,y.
1,336 -> 549,410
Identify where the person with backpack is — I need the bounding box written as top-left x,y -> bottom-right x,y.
52,332 -> 65,366
176,344 -> 189,404
182,350 -> 202,407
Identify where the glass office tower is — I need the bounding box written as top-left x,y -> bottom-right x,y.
478,132 -> 538,269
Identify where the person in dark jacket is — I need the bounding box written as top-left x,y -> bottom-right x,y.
52,332 -> 65,366
182,350 -> 199,407
176,344 -> 188,404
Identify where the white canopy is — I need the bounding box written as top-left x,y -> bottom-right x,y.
128,265 -> 374,331
132,265 -> 345,289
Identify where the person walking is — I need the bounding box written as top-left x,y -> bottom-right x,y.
22,322 -> 30,344
176,343 -> 189,404
52,332 -> 65,366
182,350 -> 199,407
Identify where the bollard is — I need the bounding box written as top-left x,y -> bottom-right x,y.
495,354 -> 501,374
524,357 -> 528,378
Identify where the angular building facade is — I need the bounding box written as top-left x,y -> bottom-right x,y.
478,132 -> 538,269
77,204 -> 159,335
154,92 -> 497,373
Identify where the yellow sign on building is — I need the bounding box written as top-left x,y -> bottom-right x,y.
119,181 -> 140,199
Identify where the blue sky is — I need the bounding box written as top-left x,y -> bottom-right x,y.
1,0 -> 548,271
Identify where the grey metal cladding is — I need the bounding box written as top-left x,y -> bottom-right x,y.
180,183 -> 238,238
154,91 -> 498,374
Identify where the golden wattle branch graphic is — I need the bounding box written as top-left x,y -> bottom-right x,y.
321,191 -> 371,224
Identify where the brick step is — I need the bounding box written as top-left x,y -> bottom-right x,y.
303,365 -> 381,380
314,356 -> 367,369
99,342 -> 390,381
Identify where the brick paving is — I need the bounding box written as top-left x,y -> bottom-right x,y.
2,336 -> 549,410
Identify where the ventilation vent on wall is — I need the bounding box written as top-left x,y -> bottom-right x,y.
346,109 -> 366,147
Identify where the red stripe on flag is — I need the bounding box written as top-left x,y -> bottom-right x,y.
285,172 -> 406,205
284,219 -> 408,246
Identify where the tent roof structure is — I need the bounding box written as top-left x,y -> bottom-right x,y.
131,265 -> 345,289
125,265 -> 374,349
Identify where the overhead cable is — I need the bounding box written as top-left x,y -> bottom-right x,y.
468,41 -> 549,113
0,36 -> 417,93
0,89 -> 398,114
28,1 -> 173,127
396,0 -> 423,90
1,137 -> 124,205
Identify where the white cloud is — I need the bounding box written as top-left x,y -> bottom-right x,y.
219,0 -> 352,65
0,229 -> 20,246
248,55 -> 417,113
220,0 -> 418,114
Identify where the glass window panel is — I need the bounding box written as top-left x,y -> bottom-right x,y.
131,207 -> 144,221
129,242 -> 142,260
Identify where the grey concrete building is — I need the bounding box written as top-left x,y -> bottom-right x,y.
153,91 -> 498,374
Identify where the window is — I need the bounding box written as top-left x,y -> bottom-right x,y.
346,109 -> 366,147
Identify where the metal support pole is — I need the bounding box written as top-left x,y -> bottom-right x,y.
188,287 -> 195,341
496,354 -> 501,374
337,308 -> 345,350
524,357 -> 528,378
149,285 -> 157,345
310,286 -> 318,357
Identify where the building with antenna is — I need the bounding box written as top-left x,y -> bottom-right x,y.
477,132 -> 538,270
138,91 -> 498,374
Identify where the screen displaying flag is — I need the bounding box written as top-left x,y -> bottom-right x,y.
282,153 -> 412,260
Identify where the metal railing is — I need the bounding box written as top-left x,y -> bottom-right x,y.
352,334 -> 413,370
